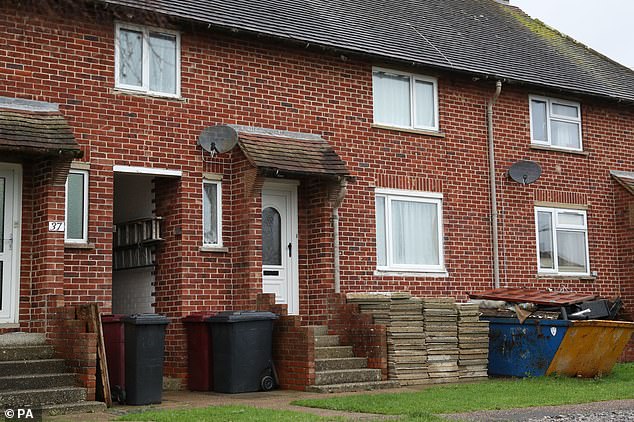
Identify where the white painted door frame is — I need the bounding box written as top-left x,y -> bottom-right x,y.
0,163 -> 22,324
261,179 -> 299,315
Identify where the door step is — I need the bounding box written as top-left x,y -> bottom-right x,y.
309,325 -> 400,393
0,336 -> 106,416
0,387 -> 86,407
306,380 -> 400,393
315,357 -> 367,371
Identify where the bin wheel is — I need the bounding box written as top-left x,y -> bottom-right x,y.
112,385 -> 126,404
260,375 -> 275,391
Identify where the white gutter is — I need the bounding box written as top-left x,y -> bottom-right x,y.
488,81 -> 502,288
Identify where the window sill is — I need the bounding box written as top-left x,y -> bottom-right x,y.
0,323 -> 19,328
112,88 -> 186,102
64,242 -> 95,250
374,270 -> 449,278
371,124 -> 445,138
536,273 -> 596,280
530,144 -> 589,156
200,246 -> 228,253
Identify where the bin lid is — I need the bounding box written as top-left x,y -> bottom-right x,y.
101,314 -> 126,323
207,311 -> 278,323
183,313 -> 215,323
122,313 -> 171,325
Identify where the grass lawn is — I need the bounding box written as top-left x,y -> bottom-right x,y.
117,405 -> 344,422
292,363 -> 634,421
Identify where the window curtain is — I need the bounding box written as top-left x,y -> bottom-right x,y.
531,100 -> 548,141
551,120 -> 580,149
557,230 -> 587,272
203,183 -> 217,245
414,80 -> 434,128
119,29 -> 143,87
149,33 -> 177,94
373,72 -> 411,126
391,200 -> 438,265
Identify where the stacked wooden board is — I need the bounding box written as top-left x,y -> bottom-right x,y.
457,303 -> 489,381
422,297 -> 460,383
347,292 -> 428,385
346,293 -> 490,385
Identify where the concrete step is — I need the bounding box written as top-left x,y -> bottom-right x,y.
0,345 -> 54,361
315,357 -> 368,371
0,359 -> 67,376
0,332 -> 46,347
0,373 -> 77,391
0,387 -> 86,407
307,326 -> 328,336
315,368 -> 382,385
306,380 -> 400,393
315,335 -> 340,347
42,401 -> 106,417
315,346 -> 353,359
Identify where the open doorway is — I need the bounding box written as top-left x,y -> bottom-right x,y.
112,173 -> 160,314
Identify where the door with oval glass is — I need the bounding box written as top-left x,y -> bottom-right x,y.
261,181 -> 298,314
0,164 -> 21,324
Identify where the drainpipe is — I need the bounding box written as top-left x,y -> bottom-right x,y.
332,179 -> 348,293
488,81 -> 502,289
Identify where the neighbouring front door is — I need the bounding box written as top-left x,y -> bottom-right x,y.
262,181 -> 299,314
0,165 -> 21,324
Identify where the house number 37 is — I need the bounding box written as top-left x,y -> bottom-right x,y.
49,222 -> 65,232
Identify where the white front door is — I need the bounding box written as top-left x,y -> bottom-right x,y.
0,165 -> 21,324
262,181 -> 299,315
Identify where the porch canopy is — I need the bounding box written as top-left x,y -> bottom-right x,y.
0,97 -> 81,158
229,124 -> 350,179
611,170 -> 634,195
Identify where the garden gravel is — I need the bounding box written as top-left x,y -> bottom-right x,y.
442,399 -> 634,421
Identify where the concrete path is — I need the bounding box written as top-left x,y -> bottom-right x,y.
47,388 -> 634,421
47,388 -> 402,421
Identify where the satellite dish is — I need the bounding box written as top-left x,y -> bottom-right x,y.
508,160 -> 542,185
197,125 -> 238,154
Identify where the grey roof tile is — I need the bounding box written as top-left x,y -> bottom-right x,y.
102,0 -> 634,102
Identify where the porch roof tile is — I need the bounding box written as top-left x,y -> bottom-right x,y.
237,131 -> 350,178
610,170 -> 634,196
0,99 -> 81,157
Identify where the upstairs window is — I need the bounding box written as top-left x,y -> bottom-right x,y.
65,169 -> 88,243
115,23 -> 180,97
376,189 -> 444,272
372,68 -> 439,131
535,207 -> 589,275
530,96 -> 582,151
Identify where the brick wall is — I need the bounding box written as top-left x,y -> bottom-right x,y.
47,301 -> 98,401
614,183 -> 634,361
327,293 -> 388,378
1,1 -> 633,387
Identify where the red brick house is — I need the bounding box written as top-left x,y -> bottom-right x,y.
1,0 -> 634,397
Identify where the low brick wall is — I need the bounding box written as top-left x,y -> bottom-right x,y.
46,304 -> 98,401
326,293 -> 388,379
257,293 -> 316,390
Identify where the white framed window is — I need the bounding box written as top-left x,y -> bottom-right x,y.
202,180 -> 222,247
372,67 -> 439,131
530,95 -> 582,151
535,207 -> 589,276
115,23 -> 181,97
376,189 -> 444,272
65,169 -> 88,243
